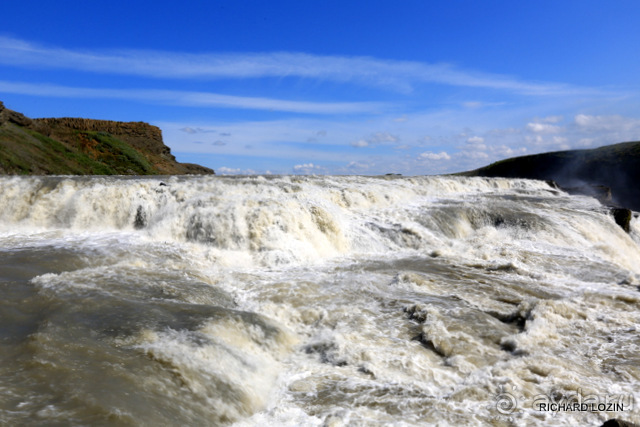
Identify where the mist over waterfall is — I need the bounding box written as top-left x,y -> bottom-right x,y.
1,175 -> 638,426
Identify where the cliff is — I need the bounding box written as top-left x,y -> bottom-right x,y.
0,101 -> 214,175
458,141 -> 640,211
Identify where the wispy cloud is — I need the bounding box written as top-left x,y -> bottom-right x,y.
350,131 -> 399,148
574,114 -> 640,132
0,36 -> 601,95
0,80 -> 383,114
162,108 -> 640,175
292,162 -> 327,174
180,127 -> 218,134
419,151 -> 451,161
216,166 -> 262,175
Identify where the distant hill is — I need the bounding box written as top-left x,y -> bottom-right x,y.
458,141 -> 640,211
0,101 -> 214,175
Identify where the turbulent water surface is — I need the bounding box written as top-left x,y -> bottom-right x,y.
0,175 -> 638,426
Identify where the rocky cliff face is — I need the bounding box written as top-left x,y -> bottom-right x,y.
0,101 -> 33,127
0,102 -> 214,175
34,118 -> 171,158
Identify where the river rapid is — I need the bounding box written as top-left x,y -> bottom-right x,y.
0,175 -> 638,426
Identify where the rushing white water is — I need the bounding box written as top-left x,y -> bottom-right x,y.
0,175 -> 638,426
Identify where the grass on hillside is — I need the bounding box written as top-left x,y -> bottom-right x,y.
0,123 -> 159,175
79,131 -> 157,174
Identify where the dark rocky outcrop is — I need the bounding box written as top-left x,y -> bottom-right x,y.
0,101 -> 33,127
610,207 -> 632,233
459,141 -> 640,212
0,101 -> 214,175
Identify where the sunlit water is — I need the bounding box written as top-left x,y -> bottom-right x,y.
0,175 -> 638,426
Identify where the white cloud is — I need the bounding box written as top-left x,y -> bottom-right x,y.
0,80 -> 383,114
154,100 -> 640,177
539,115 -> 563,123
346,161 -> 369,170
293,163 -> 316,170
464,135 -> 487,151
526,122 -> 562,133
419,151 -> 451,160
490,145 -> 527,157
330,161 -> 372,174
574,114 -> 640,131
458,150 -> 489,160
293,163 -> 326,174
575,114 -> 596,127
370,132 -> 399,143
351,132 -> 399,148
217,166 -> 258,175
462,101 -> 483,109
351,139 -> 370,148
0,36 -> 603,96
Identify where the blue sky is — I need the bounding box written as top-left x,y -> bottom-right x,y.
1,1 -> 639,175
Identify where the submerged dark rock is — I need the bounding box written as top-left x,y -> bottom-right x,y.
545,179 -> 560,189
610,207 -> 632,233
601,419 -> 639,427
134,206 -> 147,229
412,332 -> 448,357
304,341 -> 347,366
487,309 -> 529,332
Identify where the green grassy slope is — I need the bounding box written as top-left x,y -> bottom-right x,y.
0,101 -> 214,175
0,122 -> 159,175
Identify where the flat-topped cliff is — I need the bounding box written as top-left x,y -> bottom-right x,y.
0,102 -> 214,175
34,118 -> 167,155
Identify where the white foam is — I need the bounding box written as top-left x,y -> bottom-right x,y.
3,175 -> 640,425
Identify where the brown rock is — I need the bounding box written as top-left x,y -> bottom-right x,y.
33,118 -> 170,157
0,103 -> 33,127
